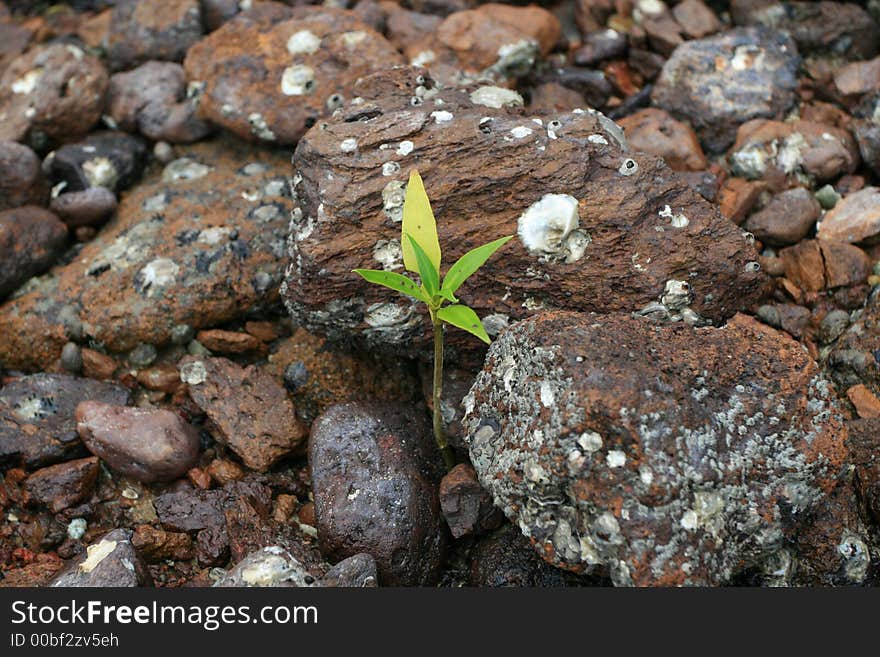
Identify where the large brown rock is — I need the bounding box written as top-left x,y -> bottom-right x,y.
22,456 -> 99,513
0,43 -> 108,144
0,137 -> 296,371
108,0 -> 204,71
283,67 -> 766,363
817,187 -> 880,245
463,312 -> 848,586
0,141 -> 47,211
0,206 -> 67,300
618,107 -> 707,172
184,4 -> 404,145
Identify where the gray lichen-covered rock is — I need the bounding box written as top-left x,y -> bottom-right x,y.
0,374 -> 132,468
214,546 -> 318,587
0,137 -> 296,371
283,66 -> 766,365
49,528 -> 151,587
652,27 -> 800,153
463,311 -> 848,586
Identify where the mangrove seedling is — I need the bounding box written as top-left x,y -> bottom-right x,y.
354,170 -> 513,469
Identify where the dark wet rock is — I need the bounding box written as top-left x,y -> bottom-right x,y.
827,290 -> 880,395
214,546 -> 317,587
195,525 -> 229,567
0,141 -> 47,211
755,302 -> 811,338
183,357 -> 308,472
284,67 -> 765,364
652,27 -> 800,153
154,480 -> 271,532
0,138 -> 296,371
319,553 -> 378,587
817,187 -> 880,245
743,187 -> 821,246
309,401 -> 446,586
439,463 -> 502,538
49,528 -> 151,587
0,374 -> 131,468
573,28 -> 627,67
131,524 -> 194,562
853,106 -> 880,178
469,525 -> 568,587
44,131 -> 147,194
464,312 -> 847,586
50,187 -> 118,228
0,206 -> 67,300
266,327 -> 420,423
23,456 -> 99,513
848,418 -> 880,524
618,107 -> 707,172
819,309 -> 851,345
75,401 -> 201,483
731,0 -> 879,61
184,4 -> 403,145
108,0 -> 204,71
107,61 -> 212,143
729,120 -> 860,191
201,0 -> 241,31
0,43 -> 108,144
419,365 -> 476,454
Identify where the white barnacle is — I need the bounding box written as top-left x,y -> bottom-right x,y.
287,30 -> 321,55
341,31 -> 367,47
510,126 -> 533,139
340,138 -> 358,153
82,157 -> 118,189
577,431 -> 603,453
659,204 -> 689,228
469,86 -> 524,109
618,158 -> 639,175
517,193 -> 589,263
431,110 -> 454,124
606,450 -> 626,468
11,68 -> 42,94
540,381 -> 555,407
248,113 -> 276,141
137,258 -> 179,297
372,239 -> 402,271
281,65 -> 315,96
411,50 -> 436,67
396,140 -> 414,156
382,161 -> 400,176
588,134 -> 608,145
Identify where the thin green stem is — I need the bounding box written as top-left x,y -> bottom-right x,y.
431,311 -> 455,470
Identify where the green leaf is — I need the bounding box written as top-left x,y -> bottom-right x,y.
436,304 -> 491,344
401,170 -> 441,275
406,234 -> 439,297
353,269 -> 430,303
441,235 -> 514,301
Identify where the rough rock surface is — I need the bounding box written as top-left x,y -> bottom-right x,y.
0,43 -> 108,144
0,374 -> 131,468
108,0 -> 204,71
309,401 -> 446,586
49,528 -> 151,587
184,4 -> 404,145
283,67 -> 766,363
652,27 -> 800,153
463,311 -> 847,586
0,206 -> 67,300
183,357 -> 308,472
22,456 -> 99,513
107,61 -> 212,143
0,138 -> 296,371
817,187 -> 880,245
0,141 -> 47,211
75,401 -> 200,483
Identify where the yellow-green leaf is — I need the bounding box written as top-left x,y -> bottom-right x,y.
353,269 -> 430,303
401,170 -> 441,275
436,304 -> 491,344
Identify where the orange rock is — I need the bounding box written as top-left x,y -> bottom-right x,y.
847,384 -> 880,418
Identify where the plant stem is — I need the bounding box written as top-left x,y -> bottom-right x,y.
431,312 -> 455,470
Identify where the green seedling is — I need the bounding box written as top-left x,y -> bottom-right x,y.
354,170 -> 513,469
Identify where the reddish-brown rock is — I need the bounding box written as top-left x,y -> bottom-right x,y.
846,384 -> 880,419
184,4 -> 404,145
817,187 -> 880,245
672,0 -> 721,39
183,357 -> 308,472
464,311 -> 848,586
834,56 -> 880,97
0,138 -> 296,371
23,456 -> 99,513
439,463 -> 502,538
730,119 -> 860,190
283,67 -> 766,363
778,239 -> 870,292
0,43 -> 108,143
743,187 -> 820,246
131,524 -> 194,562
76,401 -> 201,483
618,107 -> 707,172
195,329 -> 264,355
718,177 -> 765,225
0,141 -> 47,211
